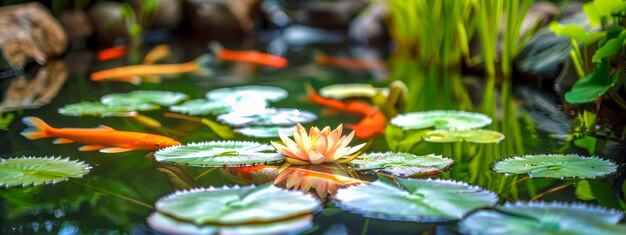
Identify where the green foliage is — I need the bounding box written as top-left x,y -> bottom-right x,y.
422,129 -> 505,144
348,152 -> 453,177
564,60 -> 619,104
549,23 -> 605,45
200,118 -> 236,139
58,101 -> 141,117
0,112 -> 15,130
154,141 -> 283,167
494,154 -> 617,178
390,110 -> 493,131
0,157 -> 90,188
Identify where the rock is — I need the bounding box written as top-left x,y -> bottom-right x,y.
130,0 -> 183,29
59,10 -> 93,46
182,0 -> 259,40
347,1 -> 389,45
306,0 -> 367,30
0,3 -> 67,67
87,1 -> 130,44
0,60 -> 67,112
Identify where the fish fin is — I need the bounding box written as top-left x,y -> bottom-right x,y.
143,44 -> 171,64
96,125 -> 115,130
207,41 -> 222,54
142,75 -> 162,83
79,145 -> 105,151
99,147 -> 133,153
53,138 -> 75,144
193,54 -> 214,76
21,117 -> 53,139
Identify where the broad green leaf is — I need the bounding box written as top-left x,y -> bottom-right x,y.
319,83 -> 388,99
565,60 -> 619,104
206,86 -> 287,104
334,178 -> 498,221
155,184 -> 320,225
235,126 -> 295,138
0,157 -> 91,188
391,110 -> 492,130
102,90 -> 188,107
348,152 -> 453,177
217,108 -> 317,127
0,113 -> 14,130
422,129 -> 505,144
583,0 -> 626,26
154,141 -> 283,167
459,201 -> 626,235
58,101 -> 140,117
576,180 -> 595,201
147,212 -> 313,235
169,99 -> 231,116
549,22 -> 605,45
574,136 -> 597,154
592,29 -> 626,63
493,154 -> 617,179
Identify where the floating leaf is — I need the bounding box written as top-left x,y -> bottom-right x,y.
235,126 -> 295,138
206,86 -> 288,104
155,184 -> 320,225
154,141 -> 283,167
319,83 -> 388,99
493,154 -> 617,179
217,108 -> 317,127
0,156 -> 91,188
348,152 -> 453,177
169,99 -> 231,116
334,178 -> 498,221
422,129 -> 505,143
102,90 -> 188,107
391,110 -> 492,130
58,101 -> 138,117
147,212 -> 313,235
459,201 -> 626,235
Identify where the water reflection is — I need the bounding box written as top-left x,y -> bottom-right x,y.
0,60 -> 67,112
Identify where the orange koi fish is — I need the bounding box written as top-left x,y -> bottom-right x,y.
306,85 -> 386,139
98,45 -> 129,61
90,54 -> 212,85
210,42 -> 288,68
21,117 -> 181,153
315,52 -> 385,70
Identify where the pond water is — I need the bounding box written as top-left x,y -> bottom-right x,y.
0,39 -> 624,234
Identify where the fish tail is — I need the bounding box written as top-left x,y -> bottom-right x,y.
21,117 -> 53,139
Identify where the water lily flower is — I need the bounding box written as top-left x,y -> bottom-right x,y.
271,124 -> 366,165
274,163 -> 363,198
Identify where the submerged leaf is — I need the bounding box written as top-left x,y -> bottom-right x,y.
0,156 -> 91,188
459,201 -> 626,235
422,129 -> 505,144
334,178 -> 498,221
235,126 -> 295,138
493,154 -> 617,178
206,86 -> 288,104
102,90 -> 188,107
391,110 -> 492,130
58,101 -> 138,117
348,152 -> 453,177
217,108 -> 317,127
147,212 -> 313,235
200,118 -> 236,139
169,99 -> 232,116
319,83 -> 388,99
155,184 -> 320,225
154,141 -> 283,167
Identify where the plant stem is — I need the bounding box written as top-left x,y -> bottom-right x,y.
530,183 -> 573,201
72,181 -> 154,209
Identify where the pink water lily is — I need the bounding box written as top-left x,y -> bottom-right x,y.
271,123 -> 366,165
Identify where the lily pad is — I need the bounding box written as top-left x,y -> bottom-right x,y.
459,201 -> 626,235
334,178 -> 498,221
235,126 -> 295,138
154,141 -> 284,167
348,152 -> 453,177
391,110 -> 492,130
147,212 -> 313,235
101,90 -> 188,107
422,129 -> 505,144
206,86 -> 288,104
169,99 -> 231,116
493,154 -> 617,179
58,101 -> 138,117
0,156 -> 91,188
217,108 -> 317,127
155,184 -> 321,225
319,83 -> 388,99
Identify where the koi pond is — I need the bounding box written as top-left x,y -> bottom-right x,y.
1,0 -> 626,234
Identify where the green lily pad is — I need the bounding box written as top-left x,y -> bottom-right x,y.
217,108 -> 317,127
155,184 -> 321,225
319,83 -> 388,99
0,156 -> 91,188
101,90 -> 188,107
348,152 -> 453,177
493,154 -> 617,179
422,129 -> 505,143
459,201 -> 626,235
169,99 -> 232,116
235,126 -> 295,138
206,86 -> 288,104
154,141 -> 284,167
334,178 -> 498,221
147,212 -> 313,235
58,101 -> 138,117
391,110 -> 492,130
